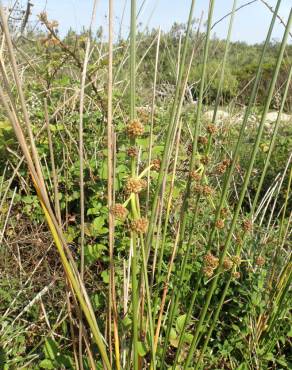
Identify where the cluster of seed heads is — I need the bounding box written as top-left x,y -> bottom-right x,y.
131,218 -> 148,234
194,184 -> 214,197
203,253 -> 219,278
111,204 -> 128,220
126,119 -> 144,138
125,178 -> 147,194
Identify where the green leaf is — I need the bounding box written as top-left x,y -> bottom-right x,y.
39,359 -> 55,369
91,216 -> 108,236
44,339 -> 58,360
101,270 -> 109,284
137,341 -> 148,357
176,314 -> 187,333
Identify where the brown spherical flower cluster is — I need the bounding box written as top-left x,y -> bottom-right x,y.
201,155 -> 210,165
198,135 -> 209,145
232,271 -> 241,279
137,107 -> 150,124
190,170 -> 201,182
216,162 -> 228,175
151,159 -> 161,171
194,184 -> 203,194
202,185 -> 213,196
111,204 -> 128,220
126,119 -> 144,138
223,257 -> 233,271
204,253 -> 219,269
127,146 -> 138,158
232,255 -> 241,266
206,124 -> 218,135
203,266 -> 214,278
131,218 -> 148,233
255,256 -> 265,267
215,219 -> 225,229
242,219 -> 253,232
220,207 -> 229,218
125,177 -> 147,194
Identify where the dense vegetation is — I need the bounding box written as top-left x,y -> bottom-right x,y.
0,1 -> 291,369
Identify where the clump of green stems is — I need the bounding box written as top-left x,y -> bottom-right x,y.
0,0 -> 291,368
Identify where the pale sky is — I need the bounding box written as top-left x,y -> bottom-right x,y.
3,0 -> 292,44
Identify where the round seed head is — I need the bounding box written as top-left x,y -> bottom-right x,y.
232,271 -> 241,279
201,155 -> 210,165
206,124 -> 218,135
215,219 -> 225,229
242,219 -> 252,232
198,135 -> 208,145
204,253 -> 219,269
216,163 -> 227,174
202,185 -> 213,196
220,207 -> 229,218
222,158 -> 231,167
190,171 -> 201,182
255,256 -> 265,267
131,218 -> 148,234
111,204 -> 128,220
127,146 -> 138,158
125,178 -> 147,194
232,255 -> 241,266
194,184 -> 204,194
151,159 -> 161,171
223,257 -> 233,271
126,119 -> 144,138
203,266 -> 214,278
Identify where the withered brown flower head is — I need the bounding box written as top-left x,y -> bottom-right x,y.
194,184 -> 204,194
215,219 -> 225,229
204,253 -> 219,269
220,207 -> 229,218
127,146 -> 138,158
190,171 -> 201,182
223,257 -> 233,271
131,218 -> 148,234
198,135 -> 209,145
111,204 -> 128,220
232,271 -> 241,279
201,155 -> 210,165
126,119 -> 144,138
242,219 -> 253,232
125,178 -> 147,194
255,256 -> 265,267
151,159 -> 161,171
222,158 -> 231,167
203,266 -> 214,278
206,124 -> 218,135
202,185 -> 213,196
232,255 -> 241,266
216,163 -> 227,174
